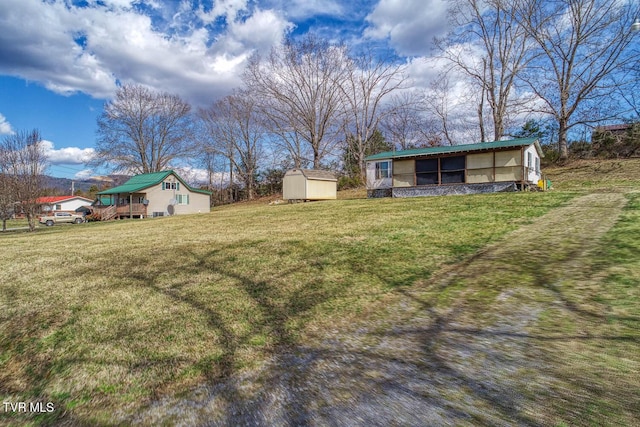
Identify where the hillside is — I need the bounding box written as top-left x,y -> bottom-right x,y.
543,157 -> 640,191
41,174 -> 131,194
0,159 -> 638,425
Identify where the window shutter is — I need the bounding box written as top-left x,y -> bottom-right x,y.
162,182 -> 165,190
186,194 -> 189,205
177,182 -> 180,191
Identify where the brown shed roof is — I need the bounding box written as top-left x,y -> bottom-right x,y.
288,169 -> 337,181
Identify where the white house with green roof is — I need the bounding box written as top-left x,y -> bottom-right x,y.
364,138 -> 544,198
94,170 -> 211,220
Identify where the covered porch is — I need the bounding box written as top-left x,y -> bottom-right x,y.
92,193 -> 148,220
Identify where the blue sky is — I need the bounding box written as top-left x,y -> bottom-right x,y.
0,0 -> 449,180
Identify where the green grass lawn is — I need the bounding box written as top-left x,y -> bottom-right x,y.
1,218 -> 32,230
1,158 -> 639,425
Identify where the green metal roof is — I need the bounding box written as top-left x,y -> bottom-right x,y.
97,170 -> 212,196
364,137 -> 542,161
93,195 -> 114,206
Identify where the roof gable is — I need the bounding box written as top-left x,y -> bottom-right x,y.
365,137 -> 542,161
37,196 -> 93,204
97,170 -> 212,196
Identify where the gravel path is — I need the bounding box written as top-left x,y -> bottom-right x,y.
129,193 -> 627,426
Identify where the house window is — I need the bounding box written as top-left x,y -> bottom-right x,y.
527,152 -> 533,169
375,161 -> 391,179
416,158 -> 438,185
416,155 -> 465,185
152,212 -> 164,217
176,194 -> 189,205
55,204 -> 62,211
535,157 -> 540,173
163,182 -> 179,190
440,155 -> 465,184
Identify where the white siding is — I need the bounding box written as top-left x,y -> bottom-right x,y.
524,144 -> 542,183
366,161 -> 392,189
53,198 -> 92,212
146,174 -> 210,216
283,171 -> 307,200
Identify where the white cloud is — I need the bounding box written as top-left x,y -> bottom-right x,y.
197,0 -> 250,24
212,9 -> 294,56
282,0 -> 344,20
0,113 -> 14,135
174,166 -> 232,186
365,0 -> 449,56
41,140 -> 96,165
0,0 -> 292,105
74,169 -> 95,180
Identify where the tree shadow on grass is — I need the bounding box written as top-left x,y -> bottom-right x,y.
124,242 -> 545,426
4,200 -> 638,426
133,194 -> 638,425
190,209 -> 639,426
130,282 -> 549,426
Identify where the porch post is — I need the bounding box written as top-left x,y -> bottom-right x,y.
129,193 -> 132,218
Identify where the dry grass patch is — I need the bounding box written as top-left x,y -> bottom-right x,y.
544,158 -> 640,191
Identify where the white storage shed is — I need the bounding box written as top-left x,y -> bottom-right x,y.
283,169 -> 337,201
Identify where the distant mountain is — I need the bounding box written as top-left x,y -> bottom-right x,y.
41,175 -> 131,195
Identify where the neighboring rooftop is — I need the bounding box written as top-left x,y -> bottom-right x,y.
36,196 -> 93,204
594,123 -> 633,132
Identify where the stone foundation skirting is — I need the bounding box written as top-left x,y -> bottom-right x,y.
367,188 -> 393,198
391,182 -> 518,198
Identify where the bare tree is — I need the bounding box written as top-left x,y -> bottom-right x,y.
0,129 -> 48,231
423,72 -> 481,145
341,50 -> 407,181
437,0 -> 535,142
198,109 -> 236,202
0,155 -> 15,231
614,65 -> 640,118
95,84 -> 195,173
259,98 -> 312,169
199,90 -> 264,200
514,0 -> 637,159
380,91 -> 441,149
243,34 -> 349,169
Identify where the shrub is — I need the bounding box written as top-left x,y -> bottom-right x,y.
338,175 -> 363,190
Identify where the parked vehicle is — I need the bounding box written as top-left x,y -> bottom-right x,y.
39,212 -> 84,226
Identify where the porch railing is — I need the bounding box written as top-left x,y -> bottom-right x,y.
92,203 -> 146,220
116,204 -> 147,216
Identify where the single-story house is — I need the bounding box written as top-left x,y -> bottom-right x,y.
592,123 -> 633,138
283,169 -> 337,201
37,196 -> 93,214
93,170 -> 211,220
365,137 -> 544,198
